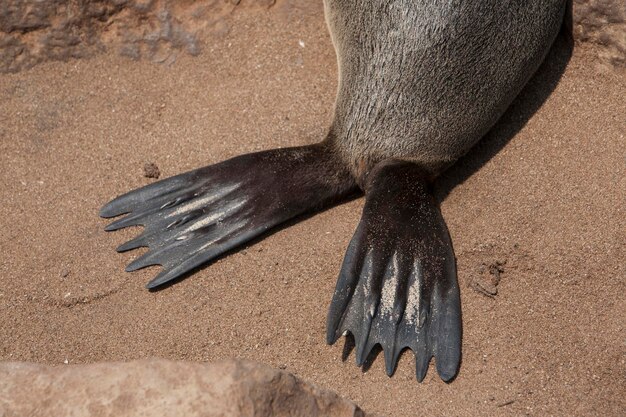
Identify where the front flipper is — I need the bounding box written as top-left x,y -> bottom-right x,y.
326,160 -> 461,382
101,143 -> 357,288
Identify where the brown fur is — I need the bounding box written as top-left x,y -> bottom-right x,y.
323,0 -> 566,184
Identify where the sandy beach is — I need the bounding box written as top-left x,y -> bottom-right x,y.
1,2 -> 624,416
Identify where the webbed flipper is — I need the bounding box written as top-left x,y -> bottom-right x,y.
326,160 -> 461,381
101,143 -> 357,288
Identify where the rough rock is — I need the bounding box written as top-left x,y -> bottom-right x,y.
0,359 -> 371,417
572,0 -> 626,66
0,0 -> 243,73
0,0 -> 624,73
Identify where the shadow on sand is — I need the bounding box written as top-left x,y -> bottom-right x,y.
435,17 -> 574,201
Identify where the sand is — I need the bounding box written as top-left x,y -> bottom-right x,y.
0,2 -> 624,416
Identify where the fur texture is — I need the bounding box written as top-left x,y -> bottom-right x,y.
324,0 -> 566,181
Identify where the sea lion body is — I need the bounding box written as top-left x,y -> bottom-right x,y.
102,1 -> 567,381
325,0 -> 565,179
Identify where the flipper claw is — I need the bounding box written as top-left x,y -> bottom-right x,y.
116,234 -> 149,252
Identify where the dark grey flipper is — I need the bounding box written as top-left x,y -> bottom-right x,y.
326,160 -> 461,382
100,143 -> 357,288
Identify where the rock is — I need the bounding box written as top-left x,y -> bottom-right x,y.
0,0 -> 238,73
0,359 -> 371,417
572,0 -> 626,67
143,162 -> 161,179
0,0 -> 624,73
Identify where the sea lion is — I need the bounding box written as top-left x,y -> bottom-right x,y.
100,0 -> 566,381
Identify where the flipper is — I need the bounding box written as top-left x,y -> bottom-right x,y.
100,143 -> 357,288
326,160 -> 462,382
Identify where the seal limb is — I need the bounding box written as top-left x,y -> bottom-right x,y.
100,142 -> 358,289
326,159 -> 461,381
